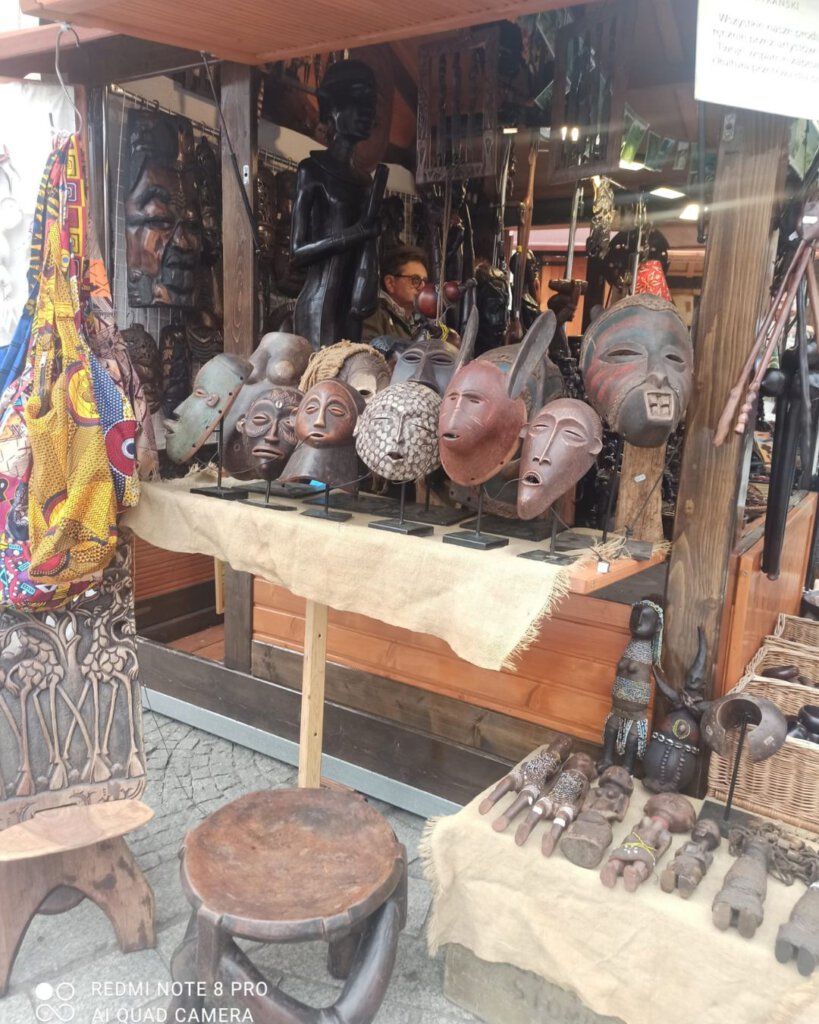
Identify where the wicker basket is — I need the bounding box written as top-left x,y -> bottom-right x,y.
707,675 -> 819,834
747,640 -> 819,687
773,613 -> 819,649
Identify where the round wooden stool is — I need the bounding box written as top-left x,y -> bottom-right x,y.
170,788 -> 407,1023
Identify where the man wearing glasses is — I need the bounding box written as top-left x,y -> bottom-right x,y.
362,245 -> 429,342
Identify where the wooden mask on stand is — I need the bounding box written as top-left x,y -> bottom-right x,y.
165,353 -> 250,463
517,398 -> 603,520
236,386 -> 303,481
280,380 -> 365,489
438,310 -> 556,486
354,381 -> 441,482
580,294 -> 693,447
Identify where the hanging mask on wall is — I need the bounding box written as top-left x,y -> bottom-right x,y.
236,386 -> 303,481
280,380 -> 365,489
517,399 -> 603,520
354,382 -> 441,482
125,109 -> 204,309
120,324 -> 163,414
165,353 -> 250,463
580,294 -> 693,447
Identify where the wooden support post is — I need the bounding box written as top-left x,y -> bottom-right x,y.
299,600 -> 329,788
664,111 -> 787,728
220,62 -> 257,671
615,443 -> 666,543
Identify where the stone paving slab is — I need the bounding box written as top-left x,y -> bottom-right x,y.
3,711 -> 482,1024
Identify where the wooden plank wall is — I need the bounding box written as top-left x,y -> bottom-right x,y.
252,583 -> 636,744
132,536 -> 214,601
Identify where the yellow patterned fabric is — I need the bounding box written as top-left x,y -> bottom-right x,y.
25,213 -> 117,582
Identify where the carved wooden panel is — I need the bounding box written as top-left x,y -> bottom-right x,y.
0,539 -> 146,830
549,2 -> 632,185
416,27 -> 499,185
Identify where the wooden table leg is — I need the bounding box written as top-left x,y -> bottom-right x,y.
298,600 -> 329,788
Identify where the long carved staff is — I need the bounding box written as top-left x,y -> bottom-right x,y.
714,239 -> 812,445
507,133 -> 539,344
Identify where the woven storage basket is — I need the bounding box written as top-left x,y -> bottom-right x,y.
747,640 -> 819,687
707,675 -> 819,834
773,612 -> 819,649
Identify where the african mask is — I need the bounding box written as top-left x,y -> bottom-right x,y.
165,353 -> 250,463
159,323 -> 191,418
280,380 -> 365,489
247,332 -> 313,387
125,109 -> 204,308
438,361 -> 526,487
187,321 -> 224,381
517,399 -> 603,520
237,386 -> 303,481
390,335 -> 458,396
120,324 -> 163,414
336,350 -> 391,402
580,294 -> 693,447
354,382 -> 441,482
474,263 -> 510,355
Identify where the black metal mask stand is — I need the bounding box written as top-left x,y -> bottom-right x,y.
698,711 -> 762,838
443,488 -> 508,550
369,482 -> 433,537
301,483 -> 352,523
190,421 -> 249,501
518,514 -> 573,564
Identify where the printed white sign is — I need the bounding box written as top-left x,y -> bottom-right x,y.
695,0 -> 819,120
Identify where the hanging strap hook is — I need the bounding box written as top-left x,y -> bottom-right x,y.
55,22 -> 83,134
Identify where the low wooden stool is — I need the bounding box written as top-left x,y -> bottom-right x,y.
0,800 -> 156,995
170,789 -> 407,1024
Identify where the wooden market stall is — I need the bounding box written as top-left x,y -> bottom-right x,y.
4,0 -> 816,808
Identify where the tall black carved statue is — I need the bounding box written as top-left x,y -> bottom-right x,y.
290,60 -> 386,349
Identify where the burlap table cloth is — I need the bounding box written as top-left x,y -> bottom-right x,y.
122,475 -> 589,670
423,752 -> 819,1024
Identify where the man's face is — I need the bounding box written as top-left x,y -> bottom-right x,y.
383,260 -> 428,314
125,158 -> 203,307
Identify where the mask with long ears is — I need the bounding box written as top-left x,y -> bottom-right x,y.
517,399 -> 603,520
438,309 -> 558,487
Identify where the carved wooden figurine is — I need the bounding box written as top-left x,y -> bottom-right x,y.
601,793 -> 696,892
660,818 -> 721,898
712,835 -> 772,938
599,599 -> 666,775
561,766 -> 634,869
481,737 -> 571,829
776,882 -> 819,976
513,753 -> 598,854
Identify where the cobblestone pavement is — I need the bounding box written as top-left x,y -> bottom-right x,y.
5,711 -> 481,1024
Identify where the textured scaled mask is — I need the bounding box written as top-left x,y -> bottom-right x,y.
280,379 -> 366,489
354,382 -> 441,482
580,294 -> 693,447
438,360 -> 526,486
247,332 -> 313,386
517,399 -> 603,520
237,386 -> 303,481
165,353 -> 250,463
390,335 -> 458,396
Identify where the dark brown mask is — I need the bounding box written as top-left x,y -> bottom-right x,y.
438,361 -> 526,486
517,399 -> 603,520
390,336 -> 459,396
237,386 -> 303,481
580,294 -> 693,447
336,350 -> 391,402
120,324 -> 163,414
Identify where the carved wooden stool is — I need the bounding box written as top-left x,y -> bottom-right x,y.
170,788 -> 407,1023
0,801 -> 155,995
